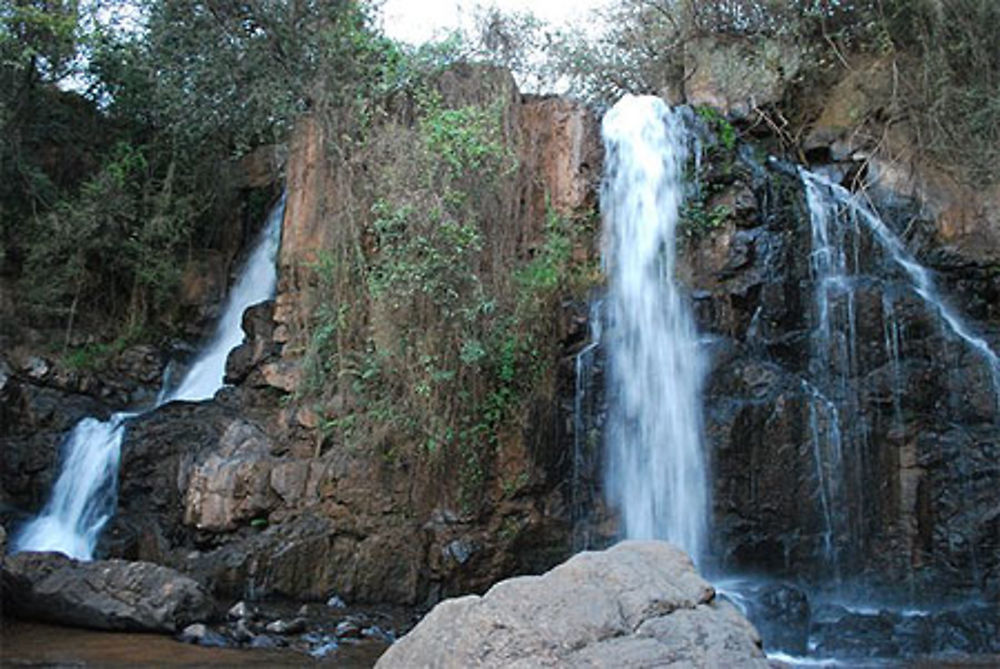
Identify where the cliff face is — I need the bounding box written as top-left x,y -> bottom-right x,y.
95,65 -> 604,606
6,51 -> 998,621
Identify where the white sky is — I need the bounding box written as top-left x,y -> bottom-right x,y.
379,0 -> 611,45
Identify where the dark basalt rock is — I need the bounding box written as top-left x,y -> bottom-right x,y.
745,582 -> 811,655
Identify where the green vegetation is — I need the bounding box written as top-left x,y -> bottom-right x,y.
1,0 -> 389,347
296,63 -> 599,508
539,0 -> 999,184
695,106 -> 736,151
680,201 -> 731,240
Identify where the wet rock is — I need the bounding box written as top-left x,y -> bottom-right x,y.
443,538 -> 475,565
250,634 -> 285,649
335,619 -> 361,639
0,357 -> 11,392
745,583 -> 811,655
2,552 -> 212,632
178,623 -> 228,648
227,600 -> 252,620
326,595 -> 347,609
309,640 -> 339,659
24,356 -> 50,379
376,541 -> 767,668
265,617 -> 306,635
232,618 -> 254,643
224,301 -> 276,385
362,625 -> 395,643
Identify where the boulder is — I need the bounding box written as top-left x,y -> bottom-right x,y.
182,419 -> 278,531
1,552 -> 213,632
683,36 -> 803,119
375,541 -> 767,668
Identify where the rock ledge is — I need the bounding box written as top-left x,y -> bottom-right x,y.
2,551 -> 213,632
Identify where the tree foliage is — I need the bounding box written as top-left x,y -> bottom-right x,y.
539,0 -> 998,183
2,0 -> 391,342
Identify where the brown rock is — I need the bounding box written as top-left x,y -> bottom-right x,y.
683,36 -> 802,119
183,420 -> 278,531
233,144 -> 285,189
519,96 -> 602,217
179,251 -> 228,307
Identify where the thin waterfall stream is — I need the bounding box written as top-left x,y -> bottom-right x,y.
800,169 -> 1000,581
12,198 -> 284,560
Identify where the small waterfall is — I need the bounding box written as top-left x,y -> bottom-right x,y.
11,414 -> 131,560
13,198 -> 284,559
800,169 -> 1000,580
166,201 -> 283,402
601,95 -> 708,560
571,300 -> 602,551
802,170 -> 1000,394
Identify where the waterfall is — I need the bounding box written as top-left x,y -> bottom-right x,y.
571,300 -> 602,552
12,198 -> 284,559
801,170 -> 1000,576
601,95 -> 708,561
802,170 -> 1000,394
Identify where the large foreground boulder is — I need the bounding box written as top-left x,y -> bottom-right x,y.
376,541 -> 768,668
2,552 -> 213,632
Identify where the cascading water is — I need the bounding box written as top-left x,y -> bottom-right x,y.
584,102 -> 1000,659
800,170 -> 1000,581
166,201 -> 283,402
600,95 -> 708,561
802,170 -> 1000,392
12,198 -> 284,559
571,300 -> 603,552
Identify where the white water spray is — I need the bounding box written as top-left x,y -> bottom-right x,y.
601,95 -> 708,560
13,199 -> 284,559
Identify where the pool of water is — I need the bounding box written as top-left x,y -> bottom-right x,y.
0,620 -> 387,667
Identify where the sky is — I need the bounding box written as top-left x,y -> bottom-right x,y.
378,0 -> 611,45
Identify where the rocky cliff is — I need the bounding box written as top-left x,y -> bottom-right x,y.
4,51 -> 998,651
51,65 -> 605,608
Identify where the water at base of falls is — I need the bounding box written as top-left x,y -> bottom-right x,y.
12,197 -> 284,560
600,95 -> 709,562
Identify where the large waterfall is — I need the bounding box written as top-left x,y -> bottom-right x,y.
13,199 -> 284,559
588,96 -> 1000,661
600,95 -> 708,561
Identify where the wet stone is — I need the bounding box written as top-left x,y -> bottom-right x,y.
265,617 -> 306,635
249,634 -> 285,649
232,618 -> 254,643
178,623 -> 228,648
309,640 -> 339,659
335,619 -> 362,638
227,600 -> 252,620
